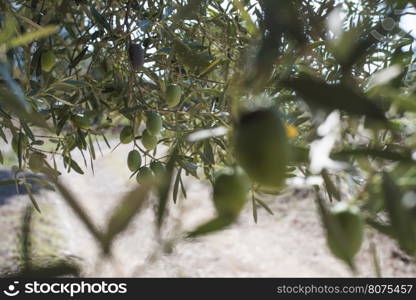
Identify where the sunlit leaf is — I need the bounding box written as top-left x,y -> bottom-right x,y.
7,25 -> 59,48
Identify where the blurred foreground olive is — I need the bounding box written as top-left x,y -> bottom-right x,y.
28,152 -> 45,173
127,150 -> 141,172
234,108 -> 289,187
213,167 -> 250,218
136,167 -> 154,184
165,84 -> 182,107
382,173 -> 416,256
146,112 -> 162,135
41,50 -> 56,72
150,161 -> 167,177
326,203 -> 364,266
120,126 -> 134,144
142,130 -> 158,150
188,167 -> 249,238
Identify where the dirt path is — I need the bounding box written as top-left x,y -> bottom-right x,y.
1,142 -> 416,277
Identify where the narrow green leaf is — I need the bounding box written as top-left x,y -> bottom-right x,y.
282,73 -> 387,121
322,169 -> 340,201
104,181 -> 153,253
0,126 -> 7,143
24,183 -> 41,213
0,13 -> 17,44
45,173 -> 104,247
232,0 -> 258,35
179,175 -> 187,199
252,194 -> 258,224
173,168 -> 182,204
63,156 -> 84,174
203,140 -> 215,165
366,218 -> 394,238
187,216 -> 235,238
156,146 -> 179,228
254,197 -> 274,216
333,147 -> 413,163
90,7 -> 111,32
88,134 -> 96,160
21,122 -> 35,141
0,179 -> 17,186
17,132 -> 24,170
7,25 -> 59,48
381,172 -> 415,255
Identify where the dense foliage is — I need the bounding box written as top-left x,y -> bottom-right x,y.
1,0 -> 416,273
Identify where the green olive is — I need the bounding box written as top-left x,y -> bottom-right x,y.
73,114 -> 91,129
145,112 -> 163,136
28,153 -> 44,173
127,150 -> 142,172
150,161 -> 167,177
327,203 -> 364,264
120,126 -> 134,144
41,50 -> 56,72
142,130 -> 158,150
165,84 -> 182,107
213,167 -> 250,218
234,108 -> 289,187
136,167 -> 154,184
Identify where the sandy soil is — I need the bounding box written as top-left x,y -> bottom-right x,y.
1,142 -> 416,277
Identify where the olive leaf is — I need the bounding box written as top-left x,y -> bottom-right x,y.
382,172 -> 416,256
322,169 -> 340,201
90,7 -> 111,32
63,156 -> 84,174
187,216 -> 235,238
45,173 -> 104,248
172,0 -> 204,22
103,181 -> 153,253
332,147 -> 414,163
7,25 -> 59,49
282,73 -> 387,121
23,182 -> 41,213
0,13 -> 17,44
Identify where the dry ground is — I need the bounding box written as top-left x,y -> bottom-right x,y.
1,142 -> 416,277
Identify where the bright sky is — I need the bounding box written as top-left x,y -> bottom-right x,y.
400,5 -> 416,39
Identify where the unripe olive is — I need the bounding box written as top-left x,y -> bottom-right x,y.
127,150 -> 142,172
120,126 -> 134,144
145,112 -> 163,136
165,84 -> 182,107
128,43 -> 144,71
28,153 -> 44,173
150,161 -> 167,177
213,167 -> 250,218
73,114 -> 91,129
234,108 -> 289,187
142,130 -> 158,150
136,167 -> 154,184
327,203 -> 364,263
41,50 -> 56,72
